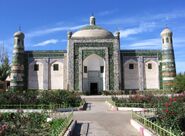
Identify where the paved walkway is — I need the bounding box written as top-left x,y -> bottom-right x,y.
72,100 -> 139,136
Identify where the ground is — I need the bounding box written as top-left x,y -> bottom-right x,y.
72,98 -> 139,136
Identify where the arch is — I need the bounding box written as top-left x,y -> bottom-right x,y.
166,37 -> 169,43
28,61 -> 43,89
144,60 -> 159,89
83,54 -> 105,71
50,61 -> 64,89
82,54 -> 105,94
124,59 -> 139,89
124,59 -> 137,65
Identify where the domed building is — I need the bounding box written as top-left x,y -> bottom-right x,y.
10,16 -> 176,93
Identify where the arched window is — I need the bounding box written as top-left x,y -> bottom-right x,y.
148,63 -> 152,69
53,64 -> 59,71
166,37 -> 169,43
100,66 -> 104,73
34,64 -> 39,71
129,64 -> 134,69
162,38 -> 164,44
17,39 -> 21,45
84,66 -> 87,73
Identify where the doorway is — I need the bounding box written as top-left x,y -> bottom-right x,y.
90,83 -> 98,95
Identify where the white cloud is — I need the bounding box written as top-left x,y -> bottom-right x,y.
33,39 -> 59,47
119,22 -> 156,38
27,24 -> 87,38
129,38 -> 161,47
60,39 -> 67,42
151,10 -> 185,21
103,10 -> 185,25
98,9 -> 118,16
127,37 -> 185,49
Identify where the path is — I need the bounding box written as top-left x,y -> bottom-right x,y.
72,98 -> 139,136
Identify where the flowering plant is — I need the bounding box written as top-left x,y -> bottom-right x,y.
156,96 -> 185,132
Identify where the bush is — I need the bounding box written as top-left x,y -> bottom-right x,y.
0,112 -> 70,136
112,94 -> 161,105
156,96 -> 185,132
0,112 -> 50,136
39,90 -> 82,107
0,90 -> 82,108
174,73 -> 185,93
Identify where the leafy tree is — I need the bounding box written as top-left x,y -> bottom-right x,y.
174,73 -> 185,93
0,45 -> 10,81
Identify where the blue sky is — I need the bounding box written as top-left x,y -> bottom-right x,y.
0,0 -> 185,73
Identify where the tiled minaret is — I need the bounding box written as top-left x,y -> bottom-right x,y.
10,31 -> 25,90
161,27 -> 176,90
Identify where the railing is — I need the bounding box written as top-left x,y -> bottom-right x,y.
132,111 -> 182,136
51,112 -> 73,136
137,90 -> 175,95
115,102 -> 156,108
0,104 -> 65,110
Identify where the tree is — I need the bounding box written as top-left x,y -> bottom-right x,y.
174,73 -> 185,93
0,44 -> 10,81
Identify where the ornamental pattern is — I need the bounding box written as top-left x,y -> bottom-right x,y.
82,49 -> 106,60
80,25 -> 103,30
74,42 -> 114,90
27,52 -> 65,58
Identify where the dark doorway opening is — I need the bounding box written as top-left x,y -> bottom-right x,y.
90,83 -> 98,95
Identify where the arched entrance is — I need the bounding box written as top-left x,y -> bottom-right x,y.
83,54 -> 105,95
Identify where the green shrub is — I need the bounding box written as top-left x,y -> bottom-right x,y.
156,96 -> 185,132
174,73 -> 185,93
0,112 -> 50,136
0,90 -> 82,108
0,112 -> 71,136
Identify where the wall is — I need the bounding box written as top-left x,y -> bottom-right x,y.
83,54 -> 104,93
50,61 -> 63,89
124,59 -> 139,89
28,58 -> 65,90
144,60 -> 159,89
28,60 -> 43,89
121,50 -> 161,90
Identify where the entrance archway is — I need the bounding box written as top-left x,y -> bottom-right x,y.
83,54 -> 105,94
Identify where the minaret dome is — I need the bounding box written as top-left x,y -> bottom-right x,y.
14,31 -> 25,39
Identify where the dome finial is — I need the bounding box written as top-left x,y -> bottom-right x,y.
90,15 -> 96,26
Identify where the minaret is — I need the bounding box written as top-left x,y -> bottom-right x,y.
160,27 -> 176,90
10,31 -> 25,90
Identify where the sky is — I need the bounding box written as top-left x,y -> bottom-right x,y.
0,0 -> 185,73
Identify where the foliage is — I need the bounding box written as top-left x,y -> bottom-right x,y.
0,90 -> 82,108
112,94 -> 185,132
112,94 -> 162,107
0,112 -> 71,136
0,56 -> 10,81
0,112 -> 50,136
174,73 -> 185,93
39,90 -> 82,107
102,90 -> 123,95
156,96 -> 185,132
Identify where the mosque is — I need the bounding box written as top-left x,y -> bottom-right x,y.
10,16 -> 176,94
